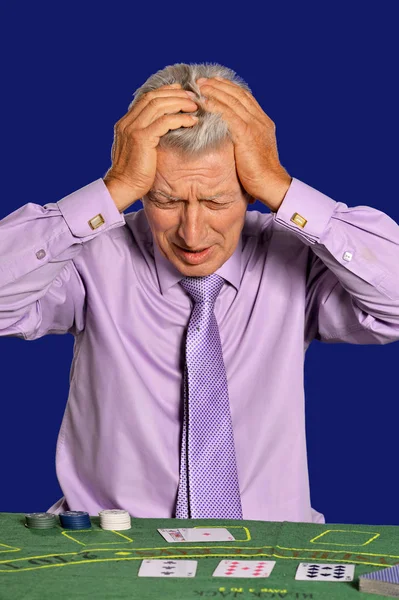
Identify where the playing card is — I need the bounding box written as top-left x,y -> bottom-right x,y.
158,527 -> 235,542
212,560 -> 276,578
138,559 -> 198,577
179,528 -> 235,542
295,563 -> 355,582
157,528 -> 186,543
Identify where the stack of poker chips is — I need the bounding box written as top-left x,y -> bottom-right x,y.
25,512 -> 57,529
99,509 -> 131,530
359,563 -> 399,597
59,511 -> 91,529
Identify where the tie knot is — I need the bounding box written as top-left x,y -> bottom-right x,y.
179,273 -> 224,305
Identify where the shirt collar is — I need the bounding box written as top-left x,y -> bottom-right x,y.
153,235 -> 242,294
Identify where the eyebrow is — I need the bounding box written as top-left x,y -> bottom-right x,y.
149,189 -> 229,201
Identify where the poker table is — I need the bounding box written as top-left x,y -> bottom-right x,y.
1,512 -> 398,599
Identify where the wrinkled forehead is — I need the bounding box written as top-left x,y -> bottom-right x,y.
152,143 -> 244,196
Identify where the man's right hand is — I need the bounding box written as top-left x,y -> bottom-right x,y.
103,83 -> 199,213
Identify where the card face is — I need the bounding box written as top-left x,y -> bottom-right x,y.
158,527 -> 235,543
158,528 -> 186,543
179,528 -> 235,542
212,560 -> 276,578
138,559 -> 198,577
295,563 -> 355,582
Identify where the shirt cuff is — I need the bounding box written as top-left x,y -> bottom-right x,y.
272,177 -> 337,245
57,178 -> 126,239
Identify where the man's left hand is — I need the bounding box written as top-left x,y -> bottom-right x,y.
196,76 -> 292,212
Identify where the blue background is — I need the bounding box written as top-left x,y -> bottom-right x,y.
0,2 -> 398,525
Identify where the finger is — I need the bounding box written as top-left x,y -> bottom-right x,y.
204,76 -> 255,100
199,77 -> 267,122
196,92 -> 250,142
144,113 -> 199,143
132,97 -> 199,129
200,82 -> 254,122
125,88 -> 191,122
118,87 -> 189,126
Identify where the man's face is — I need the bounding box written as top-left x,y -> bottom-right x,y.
143,141 -> 254,277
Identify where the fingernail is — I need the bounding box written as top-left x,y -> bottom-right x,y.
186,91 -> 197,99
196,78 -> 207,84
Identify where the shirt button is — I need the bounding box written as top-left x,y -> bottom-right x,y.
343,251 -> 353,262
36,249 -> 46,260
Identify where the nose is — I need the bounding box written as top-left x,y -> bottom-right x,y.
177,204 -> 208,249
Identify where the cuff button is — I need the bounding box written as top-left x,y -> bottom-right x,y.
89,213 -> 105,230
290,213 -> 307,228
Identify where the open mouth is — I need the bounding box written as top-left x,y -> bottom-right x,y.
182,248 -> 206,253
174,244 -> 213,262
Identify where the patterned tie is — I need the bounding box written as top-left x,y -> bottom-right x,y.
175,273 -> 243,519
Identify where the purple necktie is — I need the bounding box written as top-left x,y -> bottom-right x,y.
175,273 -> 243,519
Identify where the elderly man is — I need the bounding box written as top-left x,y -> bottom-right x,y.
1,62 -> 399,524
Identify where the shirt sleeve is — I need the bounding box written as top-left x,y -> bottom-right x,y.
272,177 -> 399,345
0,178 -> 125,340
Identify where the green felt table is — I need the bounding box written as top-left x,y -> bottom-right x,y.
1,513 -> 398,599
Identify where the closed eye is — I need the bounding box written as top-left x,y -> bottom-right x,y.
150,197 -> 231,208
176,201 -> 229,208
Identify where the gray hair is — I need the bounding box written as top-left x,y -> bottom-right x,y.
129,62 -> 252,157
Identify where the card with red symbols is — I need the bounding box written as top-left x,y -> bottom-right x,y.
212,560 -> 276,578
158,527 -> 235,543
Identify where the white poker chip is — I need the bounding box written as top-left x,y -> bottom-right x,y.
100,518 -> 131,523
100,517 -> 131,523
99,509 -> 131,530
100,517 -> 130,523
99,510 -> 129,515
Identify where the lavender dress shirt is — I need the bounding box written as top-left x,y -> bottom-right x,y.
1,177 -> 399,523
